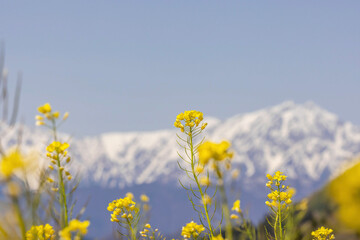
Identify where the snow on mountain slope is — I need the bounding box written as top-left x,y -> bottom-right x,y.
2,101 -> 360,189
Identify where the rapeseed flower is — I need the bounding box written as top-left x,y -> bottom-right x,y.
232,200 -> 241,213
0,148 -> 27,179
265,171 -> 293,240
197,141 -> 233,166
59,219 -> 90,240
26,224 -> 55,240
37,103 -> 51,114
174,110 -> 207,133
36,103 -> 69,126
140,194 -> 149,202
199,176 -> 210,186
311,226 -> 335,240
265,171 -> 293,209
107,196 -> 137,222
181,221 -> 205,239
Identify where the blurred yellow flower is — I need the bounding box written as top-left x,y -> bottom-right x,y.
181,221 -> 205,239
232,200 -> 241,213
0,149 -> 27,178
329,160 -> 360,232
140,194 -> 150,202
37,103 -> 52,114
59,219 -> 90,240
198,140 -> 233,166
199,176 -> 210,186
26,224 -> 55,240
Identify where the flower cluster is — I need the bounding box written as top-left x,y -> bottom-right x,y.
197,141 -> 233,166
174,110 -> 207,133
139,223 -> 163,240
265,171 -> 293,209
36,103 -> 69,126
107,196 -> 138,222
26,224 -> 56,240
181,221 -> 205,239
59,219 -> 90,240
46,141 -> 69,156
311,226 -> 335,240
46,141 -> 72,186
230,200 -> 242,219
0,149 -> 27,179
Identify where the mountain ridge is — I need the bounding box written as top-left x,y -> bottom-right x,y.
1,101 -> 360,189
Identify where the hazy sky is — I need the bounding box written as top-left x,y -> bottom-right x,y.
0,1 -> 359,136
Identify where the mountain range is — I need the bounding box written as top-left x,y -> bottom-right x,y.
1,101 -> 360,238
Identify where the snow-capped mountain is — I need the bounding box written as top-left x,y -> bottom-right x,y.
2,101 -> 360,238
2,101 -> 360,189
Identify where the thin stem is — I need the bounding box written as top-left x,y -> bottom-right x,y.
215,167 -> 232,240
277,184 -> 283,240
12,196 -> 26,240
127,219 -> 136,240
51,120 -> 68,228
189,128 -> 214,238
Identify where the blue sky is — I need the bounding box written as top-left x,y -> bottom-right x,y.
0,1 -> 359,136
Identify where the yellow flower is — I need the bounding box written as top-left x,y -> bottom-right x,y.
35,115 -> 44,120
26,224 -> 56,240
46,141 -> 69,155
174,110 -> 206,134
266,171 -> 293,209
140,194 -> 150,202
230,214 -> 239,219
35,121 -> 45,126
201,194 -> 212,205
329,160 -> 360,232
0,149 -> 27,178
195,165 -> 204,174
231,169 -> 240,179
181,221 -> 205,239
107,196 -> 137,222
59,219 -> 90,240
311,226 -> 335,240
63,112 -> 69,120
126,192 -> 134,200
197,140 -> 233,166
52,111 -> 60,118
37,103 -> 52,114
145,223 -> 151,228
199,176 -> 210,186
232,200 -> 241,213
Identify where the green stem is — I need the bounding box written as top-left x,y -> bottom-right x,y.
240,213 -> 253,240
127,219 -> 136,240
277,184 -> 283,240
274,211 -> 279,240
51,120 -> 68,228
189,128 -> 214,238
12,196 -> 26,240
57,154 -> 69,227
215,167 -> 232,240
